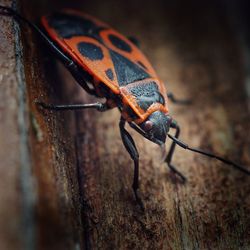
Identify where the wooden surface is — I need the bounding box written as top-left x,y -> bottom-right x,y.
0,0 -> 35,249
0,0 -> 250,249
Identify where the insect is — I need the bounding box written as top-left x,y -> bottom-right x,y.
1,5 -> 249,209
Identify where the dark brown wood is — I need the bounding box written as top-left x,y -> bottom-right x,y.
1,0 -> 250,249
0,3 -> 21,250
0,0 -> 35,249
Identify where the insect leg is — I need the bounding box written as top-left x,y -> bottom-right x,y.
37,102 -> 109,112
119,118 -> 144,210
165,120 -> 186,182
66,62 -> 99,97
167,92 -> 191,105
75,80 -> 97,96
0,5 -> 73,66
0,6 -> 100,98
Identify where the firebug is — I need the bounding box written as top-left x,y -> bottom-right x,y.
0,5 -> 249,209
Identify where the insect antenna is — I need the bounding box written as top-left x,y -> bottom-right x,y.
0,5 -> 46,37
168,133 -> 250,175
0,5 -> 72,65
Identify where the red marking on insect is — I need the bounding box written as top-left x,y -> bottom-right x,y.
0,5 -> 249,210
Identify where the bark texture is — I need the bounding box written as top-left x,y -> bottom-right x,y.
0,0 -> 249,249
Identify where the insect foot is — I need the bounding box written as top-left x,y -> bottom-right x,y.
133,188 -> 145,212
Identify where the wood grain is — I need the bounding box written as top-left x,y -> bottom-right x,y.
1,0 -> 249,249
0,0 -> 35,249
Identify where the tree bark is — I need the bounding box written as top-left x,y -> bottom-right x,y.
0,0 -> 250,249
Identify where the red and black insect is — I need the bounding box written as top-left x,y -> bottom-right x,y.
1,5 -> 249,209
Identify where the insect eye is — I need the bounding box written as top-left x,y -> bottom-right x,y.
166,115 -> 173,127
144,120 -> 153,131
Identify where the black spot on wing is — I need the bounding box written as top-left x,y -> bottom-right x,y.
78,42 -> 104,60
128,36 -> 140,47
109,50 -> 150,86
109,34 -> 132,52
48,12 -> 106,41
105,68 -> 114,80
128,81 -> 165,111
